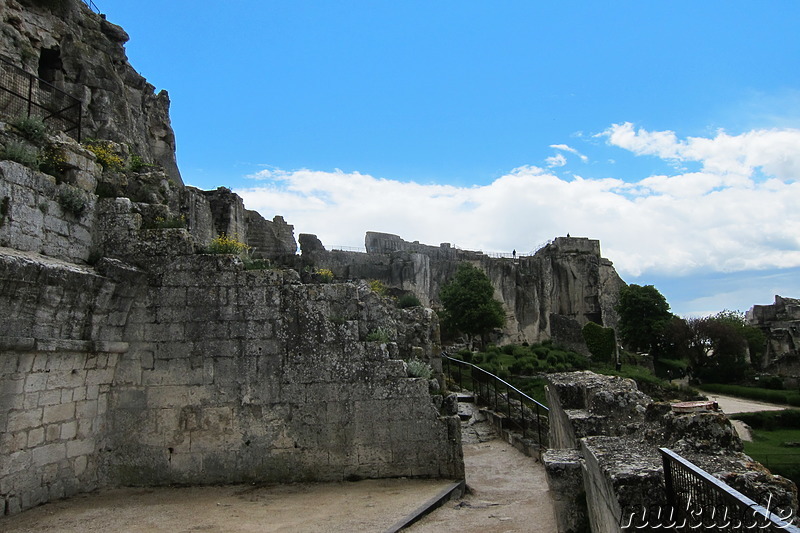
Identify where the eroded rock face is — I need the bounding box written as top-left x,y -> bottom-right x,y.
747,295 -> 800,378
0,0 -> 182,182
307,232 -> 625,346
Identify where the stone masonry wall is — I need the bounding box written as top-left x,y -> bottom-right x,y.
0,248 -> 464,515
108,255 -> 462,485
0,250 -> 141,514
0,157 -> 96,264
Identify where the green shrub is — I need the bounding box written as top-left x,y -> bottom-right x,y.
244,258 -> 271,271
698,383 -> 800,407
732,410 -> 800,431
143,214 -> 186,229
512,345 -> 530,358
366,327 -> 392,343
397,293 -> 421,308
11,116 -> 48,144
57,186 -> 87,216
582,322 -> 616,363
316,268 -> 334,283
759,376 -> 784,390
1,141 -> 38,168
406,358 -> 433,379
38,145 -> 69,178
128,154 -> 155,172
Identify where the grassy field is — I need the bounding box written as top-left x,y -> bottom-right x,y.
731,411 -> 800,485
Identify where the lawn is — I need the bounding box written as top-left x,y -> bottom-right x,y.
731,410 -> 800,485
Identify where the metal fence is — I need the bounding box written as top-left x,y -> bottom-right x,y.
660,447 -> 799,532
0,56 -> 82,141
442,353 -> 549,448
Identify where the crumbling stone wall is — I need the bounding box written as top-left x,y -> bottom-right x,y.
748,295 -> 800,379
0,251 -> 142,514
0,237 -> 463,515
542,371 -> 799,533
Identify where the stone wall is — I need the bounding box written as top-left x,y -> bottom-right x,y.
108,255 -> 461,486
542,371 -> 799,533
0,244 -> 463,515
0,250 -> 141,514
0,152 -> 96,264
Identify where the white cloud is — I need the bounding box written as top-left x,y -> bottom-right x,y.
549,143 -> 589,163
601,122 -> 800,182
237,124 -> 800,284
545,153 -> 567,167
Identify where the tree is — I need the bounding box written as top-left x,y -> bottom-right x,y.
439,263 -> 506,348
685,316 -> 750,383
615,284 -> 673,356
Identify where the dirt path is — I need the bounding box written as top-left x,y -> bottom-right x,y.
706,393 -> 791,442
706,393 -> 792,415
0,479 -> 452,533
407,409 -> 556,533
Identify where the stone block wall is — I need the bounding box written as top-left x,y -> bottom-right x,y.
0,342 -> 121,515
0,250 -> 139,515
107,255 -> 462,485
0,160 -> 95,264
1,248 -> 464,515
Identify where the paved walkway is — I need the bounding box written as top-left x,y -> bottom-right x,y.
407,409 -> 556,533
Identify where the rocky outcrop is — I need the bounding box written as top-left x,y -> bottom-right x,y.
305,232 -> 625,347
747,295 -> 800,378
0,0 -> 181,182
543,371 -> 799,533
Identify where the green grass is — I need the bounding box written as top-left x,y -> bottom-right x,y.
742,430 -> 800,485
731,411 -> 800,485
698,383 -> 800,407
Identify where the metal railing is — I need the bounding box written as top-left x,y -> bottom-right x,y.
82,0 -> 101,13
660,447 -> 799,532
0,56 -> 82,141
442,353 -> 549,448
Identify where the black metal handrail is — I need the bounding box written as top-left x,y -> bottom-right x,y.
660,447 -> 799,532
82,0 -> 101,13
0,56 -> 82,141
442,353 -> 549,449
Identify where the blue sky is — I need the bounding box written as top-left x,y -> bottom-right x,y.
99,0 -> 800,317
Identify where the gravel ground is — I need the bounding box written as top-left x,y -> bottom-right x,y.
0,407 -> 556,533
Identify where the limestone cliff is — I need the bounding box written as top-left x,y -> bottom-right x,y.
747,295 -> 800,379
303,232 -> 625,348
1,0 -> 181,182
